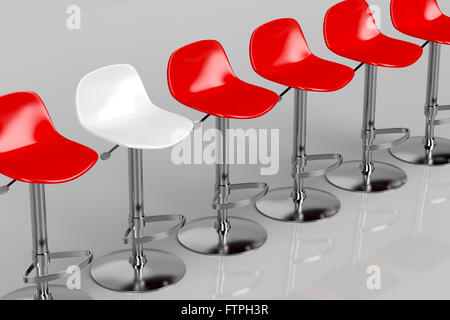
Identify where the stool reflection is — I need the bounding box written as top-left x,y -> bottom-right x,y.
375,167 -> 450,270
307,194 -> 399,299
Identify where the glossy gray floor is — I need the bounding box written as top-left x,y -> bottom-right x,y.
1,0 -> 450,300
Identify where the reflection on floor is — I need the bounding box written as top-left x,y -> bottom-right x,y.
2,161 -> 450,300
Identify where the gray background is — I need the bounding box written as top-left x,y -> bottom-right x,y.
1,0 -> 450,299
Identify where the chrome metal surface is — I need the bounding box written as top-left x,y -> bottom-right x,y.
90,249 -> 185,293
20,184 -> 94,300
100,144 -> 119,160
370,128 -> 410,151
391,43 -> 450,166
1,285 -> 92,300
215,117 -> 231,238
390,136 -> 450,165
424,42 -> 441,149
361,64 -> 377,175
0,179 -> 16,195
24,250 -> 93,284
29,184 -> 51,299
128,148 -> 146,271
0,186 -> 9,194
212,182 -> 268,210
297,154 -> 343,178
178,117 -> 267,255
123,214 -> 186,245
256,187 -> 340,222
256,89 -> 341,222
91,148 -> 185,292
326,65 -> 407,192
177,217 -> 267,255
326,161 -> 407,193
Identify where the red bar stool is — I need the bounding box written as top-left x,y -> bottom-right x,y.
0,92 -> 97,300
390,0 -> 450,165
323,0 -> 423,193
168,40 -> 279,255
249,18 -> 352,222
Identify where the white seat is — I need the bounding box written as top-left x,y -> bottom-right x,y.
76,64 -> 193,149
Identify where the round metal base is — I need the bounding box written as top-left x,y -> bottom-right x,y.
326,160 -> 407,193
2,285 -> 92,300
90,249 -> 185,293
390,136 -> 450,166
177,216 -> 267,256
255,187 -> 340,223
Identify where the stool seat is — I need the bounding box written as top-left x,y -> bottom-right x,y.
81,107 -> 193,150
324,0 -> 422,68
167,40 -> 279,119
249,18 -> 354,92
330,34 -> 423,68
76,64 -> 193,149
391,0 -> 450,45
0,92 -> 97,184
255,55 -> 353,92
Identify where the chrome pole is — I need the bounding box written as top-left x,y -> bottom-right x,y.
390,41 -> 450,166
424,42 -> 441,153
292,89 -> 307,203
128,148 -> 147,270
360,64 -> 378,176
215,117 -> 230,249
29,184 -> 52,300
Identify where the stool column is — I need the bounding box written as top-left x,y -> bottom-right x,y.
89,147 -> 186,292
360,64 -> 378,177
424,42 -> 441,152
178,115 -> 267,255
215,117 -> 231,250
128,148 -> 147,272
390,41 -> 450,166
29,183 -> 52,300
292,89 -> 307,204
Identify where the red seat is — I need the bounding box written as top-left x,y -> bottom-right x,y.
324,0 -> 423,68
167,40 -> 279,119
0,92 -> 98,184
249,18 -> 354,92
391,0 -> 450,45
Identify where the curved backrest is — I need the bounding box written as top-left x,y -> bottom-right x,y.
0,92 -> 56,152
391,0 -> 443,30
324,0 -> 380,52
249,18 -> 311,74
76,64 -> 155,127
167,40 -> 236,103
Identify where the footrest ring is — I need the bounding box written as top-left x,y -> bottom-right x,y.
295,154 -> 343,179
213,182 -> 269,210
370,127 -> 410,151
433,104 -> 450,125
23,250 -> 93,284
123,214 -> 186,245
433,117 -> 450,126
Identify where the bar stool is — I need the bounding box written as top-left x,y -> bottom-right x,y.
323,0 -> 423,192
249,18 -> 352,222
76,64 -> 192,292
167,40 -> 279,255
390,0 -> 450,165
0,91 -> 97,300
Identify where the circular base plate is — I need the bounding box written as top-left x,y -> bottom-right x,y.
255,187 -> 340,223
2,285 -> 92,300
326,161 -> 407,193
177,217 -> 267,256
90,249 -> 185,293
390,136 -> 450,166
